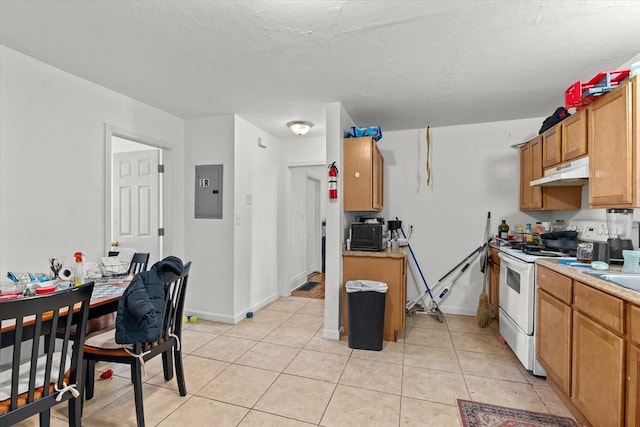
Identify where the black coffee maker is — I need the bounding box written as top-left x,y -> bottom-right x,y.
607,208 -> 634,264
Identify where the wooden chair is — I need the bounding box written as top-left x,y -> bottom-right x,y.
83,262 -> 191,427
0,283 -> 94,427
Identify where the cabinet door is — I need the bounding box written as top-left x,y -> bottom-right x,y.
588,82 -> 635,207
372,145 -> 383,210
537,290 -> 572,395
542,126 -> 562,168
488,257 -> 500,319
520,139 -> 543,210
572,311 -> 624,427
561,108 -> 588,162
628,344 -> 640,427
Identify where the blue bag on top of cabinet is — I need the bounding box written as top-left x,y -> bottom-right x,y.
346,125 -> 382,141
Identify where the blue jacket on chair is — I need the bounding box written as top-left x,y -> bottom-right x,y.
115,256 -> 184,344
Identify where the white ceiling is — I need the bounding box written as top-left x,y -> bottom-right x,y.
1,1 -> 639,140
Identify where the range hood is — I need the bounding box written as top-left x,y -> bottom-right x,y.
530,157 -> 589,187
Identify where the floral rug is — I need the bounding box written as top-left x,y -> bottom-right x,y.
457,399 -> 578,427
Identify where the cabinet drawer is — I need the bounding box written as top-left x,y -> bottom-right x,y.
537,266 -> 572,304
630,304 -> 640,346
573,281 -> 624,334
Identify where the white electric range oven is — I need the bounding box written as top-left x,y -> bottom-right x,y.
498,247 -> 550,376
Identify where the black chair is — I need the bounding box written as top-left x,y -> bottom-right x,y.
107,251 -> 150,275
83,262 -> 191,427
0,283 -> 94,427
128,252 -> 150,275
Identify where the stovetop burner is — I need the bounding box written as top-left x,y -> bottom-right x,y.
508,242 -> 576,257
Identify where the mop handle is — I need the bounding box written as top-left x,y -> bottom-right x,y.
437,244 -> 484,283
398,224 -> 436,300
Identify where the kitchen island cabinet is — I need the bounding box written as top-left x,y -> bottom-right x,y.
343,136 -> 383,212
342,248 -> 406,342
536,260 -> 638,427
588,75 -> 640,208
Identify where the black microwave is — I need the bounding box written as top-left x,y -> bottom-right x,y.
350,223 -> 385,251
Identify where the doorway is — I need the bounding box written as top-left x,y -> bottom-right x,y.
285,165 -> 325,295
106,130 -> 164,264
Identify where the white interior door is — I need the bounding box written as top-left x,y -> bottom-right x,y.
112,149 -> 161,259
305,175 -> 321,275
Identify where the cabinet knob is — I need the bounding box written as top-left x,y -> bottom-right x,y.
355,172 -> 360,178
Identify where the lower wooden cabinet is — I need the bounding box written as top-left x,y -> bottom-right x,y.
488,246 -> 500,319
628,344 -> 640,427
342,252 -> 407,342
536,289 -> 572,395
571,311 -> 625,427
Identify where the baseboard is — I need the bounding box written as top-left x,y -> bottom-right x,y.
290,271 -> 307,291
184,292 -> 280,325
322,326 -> 341,340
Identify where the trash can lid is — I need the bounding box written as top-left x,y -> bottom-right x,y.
345,280 -> 388,293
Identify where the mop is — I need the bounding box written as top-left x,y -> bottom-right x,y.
398,223 -> 447,322
405,243 -> 486,319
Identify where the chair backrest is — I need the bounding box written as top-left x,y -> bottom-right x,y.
129,252 -> 150,275
135,262 -> 191,351
0,283 -> 94,424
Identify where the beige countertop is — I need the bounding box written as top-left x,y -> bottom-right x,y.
537,258 -> 640,306
343,247 -> 407,259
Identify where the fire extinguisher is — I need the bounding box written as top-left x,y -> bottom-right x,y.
328,162 -> 338,199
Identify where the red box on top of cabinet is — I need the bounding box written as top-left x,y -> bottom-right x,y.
565,69 -> 630,109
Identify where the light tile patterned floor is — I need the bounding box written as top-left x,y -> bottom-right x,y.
17,296 -> 576,426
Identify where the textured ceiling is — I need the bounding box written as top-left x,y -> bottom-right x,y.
1,0 -> 639,140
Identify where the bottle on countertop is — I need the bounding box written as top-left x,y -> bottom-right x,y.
73,251 -> 85,287
533,221 -> 543,234
498,220 -> 510,240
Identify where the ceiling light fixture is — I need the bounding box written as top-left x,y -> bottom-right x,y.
287,121 -> 313,136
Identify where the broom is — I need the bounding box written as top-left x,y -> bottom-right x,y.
476,212 -> 491,328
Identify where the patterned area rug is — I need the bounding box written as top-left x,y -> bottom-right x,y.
457,399 -> 578,427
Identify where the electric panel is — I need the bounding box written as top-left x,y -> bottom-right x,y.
195,164 -> 223,219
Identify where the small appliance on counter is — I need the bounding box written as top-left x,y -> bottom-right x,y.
350,220 -> 386,251
607,208 -> 635,264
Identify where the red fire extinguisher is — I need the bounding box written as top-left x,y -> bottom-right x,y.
328,162 -> 338,199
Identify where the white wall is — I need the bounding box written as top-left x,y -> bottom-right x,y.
184,115 -> 236,322
382,118 -> 546,315
0,46 -> 185,275
323,103 -> 355,339
281,136 -> 326,164
234,116 -> 282,320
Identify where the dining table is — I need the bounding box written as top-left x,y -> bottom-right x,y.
0,276 -> 130,341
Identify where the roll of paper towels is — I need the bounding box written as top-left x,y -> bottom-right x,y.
58,267 -> 74,281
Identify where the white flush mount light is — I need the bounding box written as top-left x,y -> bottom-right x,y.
287,121 -> 313,136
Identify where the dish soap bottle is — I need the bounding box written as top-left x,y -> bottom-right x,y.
498,220 -> 510,239
73,251 -> 85,287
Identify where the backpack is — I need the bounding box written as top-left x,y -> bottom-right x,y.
538,107 -> 571,134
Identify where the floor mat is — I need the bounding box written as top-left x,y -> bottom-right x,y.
297,281 -> 320,291
457,399 -> 578,427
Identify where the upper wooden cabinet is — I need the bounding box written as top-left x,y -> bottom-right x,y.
344,137 -> 384,211
588,75 -> 640,208
542,126 -> 561,168
561,108 -> 589,162
519,136 -> 581,211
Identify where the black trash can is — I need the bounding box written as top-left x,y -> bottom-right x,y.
346,280 -> 388,351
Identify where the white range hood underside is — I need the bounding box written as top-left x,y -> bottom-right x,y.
530,157 -> 589,187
